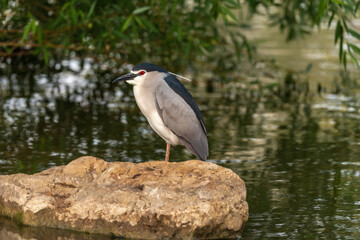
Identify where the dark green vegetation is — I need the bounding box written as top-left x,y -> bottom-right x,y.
1,0 -> 360,72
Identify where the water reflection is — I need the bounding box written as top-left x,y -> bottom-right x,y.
0,216 -> 112,240
1,58 -> 360,239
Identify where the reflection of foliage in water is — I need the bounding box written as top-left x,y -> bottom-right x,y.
1,59 -> 360,239
0,58 -> 359,174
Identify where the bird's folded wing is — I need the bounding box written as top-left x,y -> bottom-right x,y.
155,81 -> 208,160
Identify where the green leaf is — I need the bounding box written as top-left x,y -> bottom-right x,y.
31,20 -> 37,35
348,50 -> 360,69
121,16 -> 132,32
113,31 -> 125,38
221,6 -> 237,21
132,6 -> 150,15
343,51 -> 347,70
21,20 -> 34,42
348,29 -> 360,40
330,0 -> 345,5
134,16 -> 145,28
70,3 -> 78,24
49,16 -> 63,29
78,10 -> 85,20
355,1 -> 360,13
170,0 -> 179,15
318,0 -> 328,21
87,1 -> 97,19
37,25 -> 43,46
327,11 -> 335,28
334,20 -> 342,44
199,44 -> 210,56
224,0 -> 240,8
303,63 -> 313,73
339,35 -> 343,62
140,17 -> 158,32
60,2 -> 71,14
349,44 -> 360,55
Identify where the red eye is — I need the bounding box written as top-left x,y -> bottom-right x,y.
139,71 -> 145,75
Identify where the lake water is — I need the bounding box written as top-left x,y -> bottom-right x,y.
1,19 -> 360,239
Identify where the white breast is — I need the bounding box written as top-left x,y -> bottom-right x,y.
132,75 -> 182,146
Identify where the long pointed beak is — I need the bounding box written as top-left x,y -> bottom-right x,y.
112,72 -> 138,84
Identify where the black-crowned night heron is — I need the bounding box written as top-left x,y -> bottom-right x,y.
112,63 -> 208,162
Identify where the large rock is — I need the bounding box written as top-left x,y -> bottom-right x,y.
0,156 -> 248,239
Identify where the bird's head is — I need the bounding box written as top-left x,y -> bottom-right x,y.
112,63 -> 168,86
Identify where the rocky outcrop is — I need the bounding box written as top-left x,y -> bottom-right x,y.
0,156 -> 248,239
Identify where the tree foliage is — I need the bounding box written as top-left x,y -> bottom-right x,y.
1,0 -> 250,72
262,0 -> 360,70
0,0 -> 359,71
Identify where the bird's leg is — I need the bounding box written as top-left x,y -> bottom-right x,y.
165,143 -> 171,162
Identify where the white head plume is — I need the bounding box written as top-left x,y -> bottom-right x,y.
169,71 -> 192,82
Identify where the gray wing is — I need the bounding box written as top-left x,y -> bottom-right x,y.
155,82 -> 208,160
